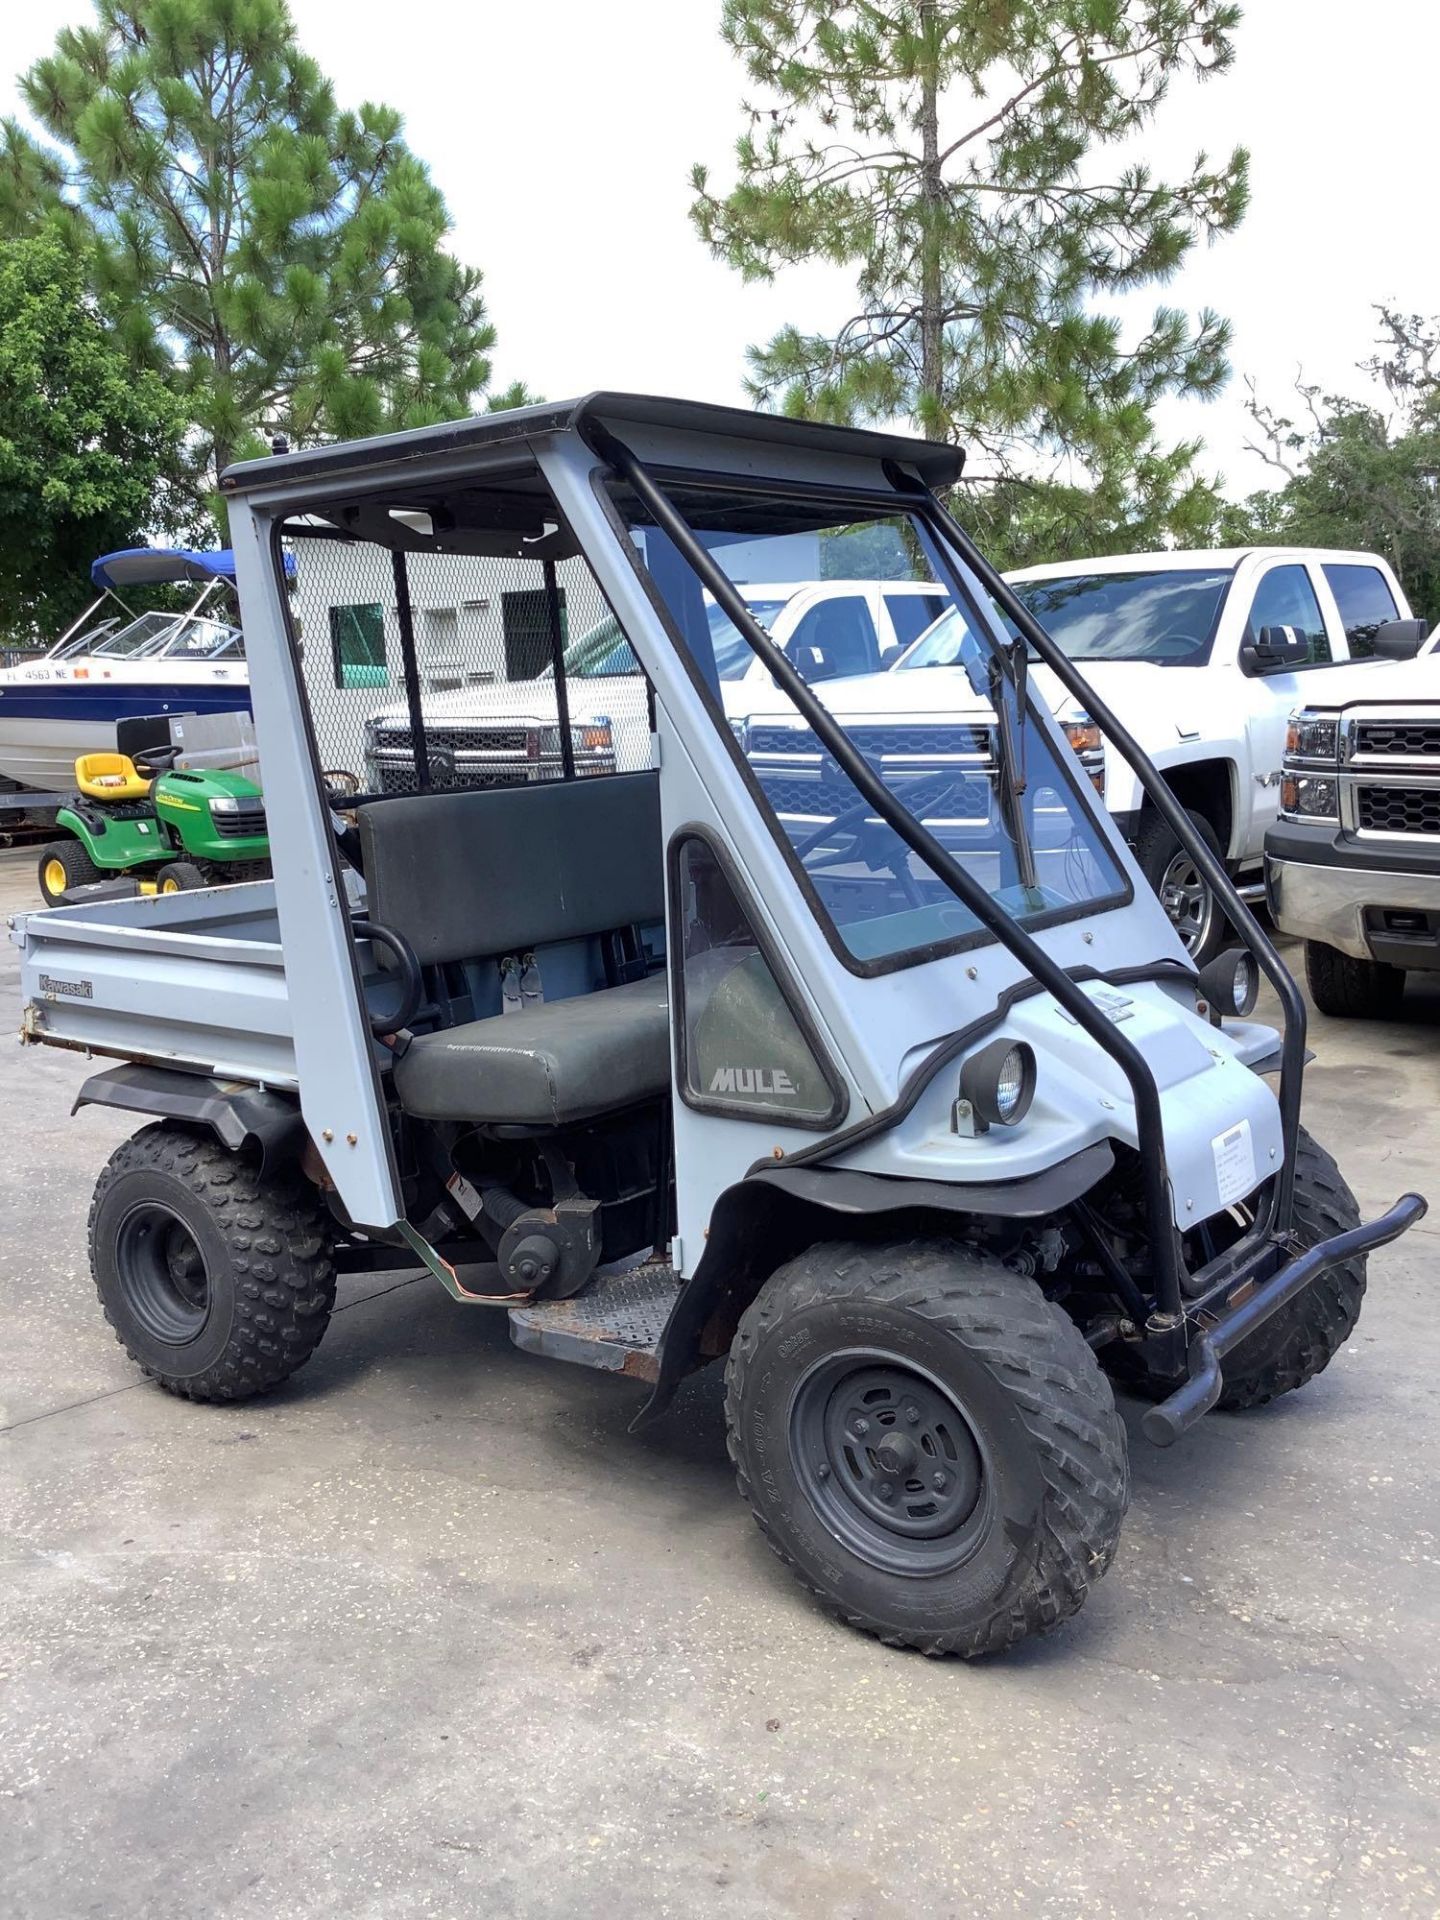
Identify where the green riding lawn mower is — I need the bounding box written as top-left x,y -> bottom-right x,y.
38,715 -> 270,906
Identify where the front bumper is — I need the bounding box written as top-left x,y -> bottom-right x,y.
1143,1190 -> 1426,1445
1265,851 -> 1440,962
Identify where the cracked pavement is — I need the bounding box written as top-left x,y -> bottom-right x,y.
0,847 -> 1437,1918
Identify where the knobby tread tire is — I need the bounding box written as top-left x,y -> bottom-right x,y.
1304,940 -> 1405,1020
1214,1127 -> 1365,1410
725,1240 -> 1129,1658
89,1122 -> 336,1401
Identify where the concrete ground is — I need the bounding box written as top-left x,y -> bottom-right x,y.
0,845 -> 1436,1920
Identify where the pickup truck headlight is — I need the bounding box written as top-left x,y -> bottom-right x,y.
1061,717 -> 1105,793
1280,773 -> 1339,820
1285,711 -> 1339,761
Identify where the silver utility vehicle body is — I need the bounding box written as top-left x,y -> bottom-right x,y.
15,395 -> 1424,1657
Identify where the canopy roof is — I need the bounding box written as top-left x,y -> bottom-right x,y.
91,548 -> 238,591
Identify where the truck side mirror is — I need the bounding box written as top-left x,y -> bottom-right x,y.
1369,618 -> 1429,660
1239,625 -> 1310,675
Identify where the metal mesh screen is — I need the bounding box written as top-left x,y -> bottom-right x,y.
280,529 -> 653,797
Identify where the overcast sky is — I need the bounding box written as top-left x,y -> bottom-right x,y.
6,0 -> 1439,495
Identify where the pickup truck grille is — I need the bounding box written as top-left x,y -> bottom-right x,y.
1352,719 -> 1440,758
373,724 -> 532,755
747,721 -> 990,760
758,771 -> 993,820
1356,785 -> 1440,836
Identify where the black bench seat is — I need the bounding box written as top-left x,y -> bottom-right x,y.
394,974 -> 670,1125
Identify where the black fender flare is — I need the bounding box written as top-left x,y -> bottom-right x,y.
632,1142 -> 1115,1428
73,1063 -> 306,1173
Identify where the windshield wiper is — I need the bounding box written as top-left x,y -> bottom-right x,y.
987,642 -> 1038,893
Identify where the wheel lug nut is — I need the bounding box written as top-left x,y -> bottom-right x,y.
852,1418 -> 870,1436
931,1472 -> 946,1491
904,1405 -> 920,1424
878,1481 -> 894,1500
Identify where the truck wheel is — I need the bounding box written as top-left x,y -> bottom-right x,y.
725,1240 -> 1129,1657
1215,1127 -> 1365,1410
155,861 -> 206,893
38,840 -> 100,905
1304,940 -> 1405,1020
88,1122 -> 336,1402
1132,807 -> 1228,965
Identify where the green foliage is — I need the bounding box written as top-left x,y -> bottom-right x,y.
1238,310 -> 1440,620
0,232 -> 187,643
2,0 -> 526,506
693,0 -> 1248,550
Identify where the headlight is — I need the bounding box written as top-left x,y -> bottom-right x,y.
577,719 -> 613,751
1285,710 -> 1339,760
1062,718 -> 1102,756
208,794 -> 241,814
1280,773 -> 1339,820
955,1039 -> 1037,1134
1196,949 -> 1259,1019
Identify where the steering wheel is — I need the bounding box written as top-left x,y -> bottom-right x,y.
353,918 -> 423,1037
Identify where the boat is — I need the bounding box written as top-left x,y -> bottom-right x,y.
0,549 -> 253,792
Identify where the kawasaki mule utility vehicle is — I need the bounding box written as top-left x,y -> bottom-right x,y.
37,713 -> 269,905
14,397 -> 1424,1657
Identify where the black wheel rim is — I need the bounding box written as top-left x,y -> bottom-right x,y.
789,1350 -> 991,1577
115,1202 -> 212,1345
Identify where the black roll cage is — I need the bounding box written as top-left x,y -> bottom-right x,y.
586,426 -> 1309,1330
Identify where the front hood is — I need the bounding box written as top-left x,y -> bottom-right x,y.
366,679 -> 629,729
740,662 -> 1091,726
1296,654 -> 1440,708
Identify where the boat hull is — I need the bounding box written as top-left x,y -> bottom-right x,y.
0,673 -> 251,791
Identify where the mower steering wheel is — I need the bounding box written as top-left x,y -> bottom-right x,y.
353,918 -> 423,1037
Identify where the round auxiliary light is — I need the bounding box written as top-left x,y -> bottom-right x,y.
1196,948 -> 1259,1020
958,1038 -> 1037,1132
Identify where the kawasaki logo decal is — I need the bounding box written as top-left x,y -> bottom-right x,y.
39,974 -> 93,1000
710,1066 -> 797,1096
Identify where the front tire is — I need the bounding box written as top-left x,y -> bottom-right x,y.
1304,940 -> 1405,1020
725,1240 -> 1129,1657
89,1122 -> 336,1401
155,860 -> 207,893
38,839 -> 100,905
1215,1127 -> 1365,1410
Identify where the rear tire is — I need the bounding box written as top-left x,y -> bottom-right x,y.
38,839 -> 100,905
725,1239 -> 1129,1657
1132,806 -> 1228,966
1304,940 -> 1405,1020
89,1122 -> 335,1401
155,860 -> 207,893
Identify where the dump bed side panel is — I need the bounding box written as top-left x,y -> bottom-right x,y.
13,880 -> 297,1085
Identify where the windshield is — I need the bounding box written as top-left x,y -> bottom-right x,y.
553,599 -> 789,681
85,609 -> 244,660
961,568 -> 1234,665
611,484 -> 1125,970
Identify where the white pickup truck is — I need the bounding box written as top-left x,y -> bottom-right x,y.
1267,643 -> 1440,1015
746,547 -> 1421,963
361,578 -> 948,794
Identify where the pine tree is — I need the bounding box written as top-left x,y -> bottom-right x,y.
1,0 -> 522,501
692,0 -> 1248,533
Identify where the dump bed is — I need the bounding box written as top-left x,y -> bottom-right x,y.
12,881 -> 297,1085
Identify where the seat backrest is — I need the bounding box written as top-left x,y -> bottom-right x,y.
75,752 -> 151,800
359,772 -> 664,967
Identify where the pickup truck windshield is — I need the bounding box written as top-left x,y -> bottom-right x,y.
610,483 -> 1127,970
903,568 -> 1232,668
554,599 -> 788,680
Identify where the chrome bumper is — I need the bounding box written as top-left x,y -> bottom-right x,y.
1265,853 -> 1440,960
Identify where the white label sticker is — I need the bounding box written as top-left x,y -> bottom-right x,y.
1211,1119 -> 1257,1206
